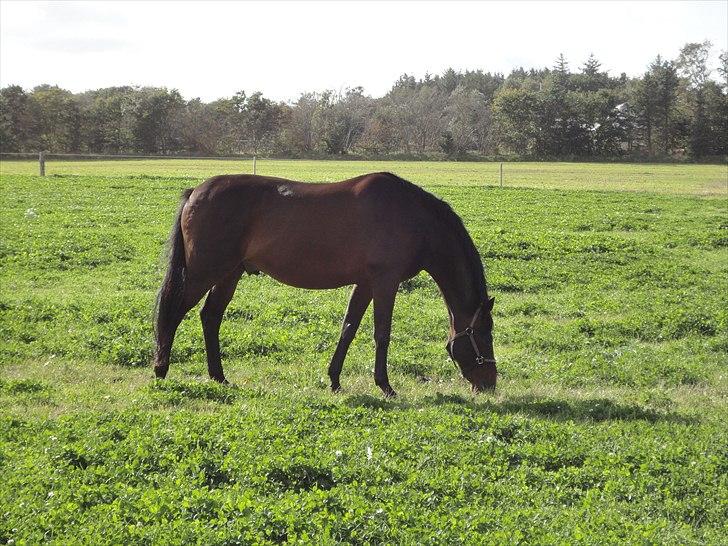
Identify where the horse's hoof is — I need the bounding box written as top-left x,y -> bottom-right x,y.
382,388 -> 397,399
331,384 -> 342,393
153,366 -> 168,379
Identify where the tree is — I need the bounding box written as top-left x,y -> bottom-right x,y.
0,52 -> 722,160
461,70 -> 504,102
718,51 -> 728,90
0,85 -> 34,152
702,81 -> 728,157
241,92 -> 284,154
633,56 -> 679,156
439,68 -> 460,95
283,92 -> 322,154
445,86 -> 493,155
29,85 -> 82,152
410,86 -> 446,153
492,87 -> 540,155
573,54 -> 613,92
203,97 -> 243,155
358,108 -> 398,155
553,53 -> 569,76
385,85 -> 417,153
316,88 -> 373,155
676,41 -> 712,89
130,87 -> 184,153
676,41 -> 715,158
553,53 -> 570,90
582,54 -> 601,76
633,70 -> 656,155
173,98 -> 228,155
79,87 -> 135,153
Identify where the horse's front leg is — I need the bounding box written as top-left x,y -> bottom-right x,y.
328,284 -> 372,392
372,280 -> 399,398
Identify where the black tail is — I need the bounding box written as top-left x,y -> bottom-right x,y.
154,188 -> 194,355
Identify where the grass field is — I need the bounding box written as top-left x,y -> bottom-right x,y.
1,160 -> 727,543
1,158 -> 726,195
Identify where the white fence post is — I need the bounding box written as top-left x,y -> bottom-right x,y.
39,151 -> 46,176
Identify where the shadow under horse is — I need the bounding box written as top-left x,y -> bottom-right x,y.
153,171 -> 496,397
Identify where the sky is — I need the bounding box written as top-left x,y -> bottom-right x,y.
1,1 -> 726,103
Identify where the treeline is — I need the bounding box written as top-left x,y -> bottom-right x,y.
1,43 -> 726,161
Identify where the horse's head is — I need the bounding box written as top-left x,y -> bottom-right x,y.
447,296 -> 497,392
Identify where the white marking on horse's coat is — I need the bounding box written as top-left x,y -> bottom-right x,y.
277,184 -> 294,197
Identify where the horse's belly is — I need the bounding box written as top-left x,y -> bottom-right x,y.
246,242 -> 363,289
262,267 -> 355,289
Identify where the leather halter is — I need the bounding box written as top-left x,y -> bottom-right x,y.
448,305 -> 496,369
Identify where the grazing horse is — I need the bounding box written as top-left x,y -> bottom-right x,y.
153,172 -> 496,396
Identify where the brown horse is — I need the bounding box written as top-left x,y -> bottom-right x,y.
154,172 -> 496,396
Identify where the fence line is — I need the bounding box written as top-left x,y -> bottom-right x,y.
1,152 -> 256,161
1,152 -> 258,176
1,153 -> 511,186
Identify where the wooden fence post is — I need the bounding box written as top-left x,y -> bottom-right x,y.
39,151 -> 46,176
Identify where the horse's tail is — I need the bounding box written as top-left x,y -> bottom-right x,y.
154,188 -> 194,356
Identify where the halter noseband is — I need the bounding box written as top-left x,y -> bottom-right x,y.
448,305 -> 496,369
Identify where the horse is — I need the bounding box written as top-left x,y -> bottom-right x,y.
153,172 -> 496,397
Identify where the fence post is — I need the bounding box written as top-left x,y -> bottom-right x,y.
253,155 -> 257,175
39,151 -> 46,176
499,162 -> 503,188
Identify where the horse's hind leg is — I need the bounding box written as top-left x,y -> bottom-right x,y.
200,267 -> 244,383
328,284 -> 372,392
154,278 -> 209,379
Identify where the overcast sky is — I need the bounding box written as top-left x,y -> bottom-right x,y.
1,1 -> 726,102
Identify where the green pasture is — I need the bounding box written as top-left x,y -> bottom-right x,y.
1,158 -> 726,195
0,161 -> 727,543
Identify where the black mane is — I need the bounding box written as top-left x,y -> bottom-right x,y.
382,172 -> 488,300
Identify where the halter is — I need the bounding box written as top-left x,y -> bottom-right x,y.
448,304 -> 497,369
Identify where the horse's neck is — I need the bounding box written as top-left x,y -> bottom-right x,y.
425,233 -> 482,328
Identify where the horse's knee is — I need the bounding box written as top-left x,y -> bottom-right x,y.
340,321 -> 356,341
374,334 -> 390,350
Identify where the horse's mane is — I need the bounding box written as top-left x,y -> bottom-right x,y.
381,172 -> 488,299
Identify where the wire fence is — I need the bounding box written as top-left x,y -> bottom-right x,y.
0,152 -> 502,185
1,152 -> 723,195
0,152 -> 256,161
1,152 -> 260,176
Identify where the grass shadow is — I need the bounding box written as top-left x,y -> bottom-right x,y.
480,395 -> 695,424
344,392 -> 694,424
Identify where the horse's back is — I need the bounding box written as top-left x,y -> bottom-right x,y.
182,172 -> 429,288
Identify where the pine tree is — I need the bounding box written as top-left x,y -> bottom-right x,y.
553,53 -> 569,75
581,54 -> 601,76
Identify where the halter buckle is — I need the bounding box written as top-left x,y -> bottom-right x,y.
450,304 -> 496,370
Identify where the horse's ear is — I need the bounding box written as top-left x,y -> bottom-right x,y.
486,296 -> 495,310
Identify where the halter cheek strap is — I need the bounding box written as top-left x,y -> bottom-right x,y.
449,305 -> 496,368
